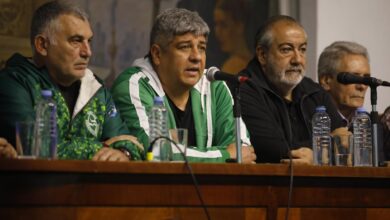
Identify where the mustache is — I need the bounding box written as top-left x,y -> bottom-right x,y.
286,65 -> 303,72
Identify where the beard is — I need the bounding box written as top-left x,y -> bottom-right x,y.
265,62 -> 305,95
280,67 -> 304,87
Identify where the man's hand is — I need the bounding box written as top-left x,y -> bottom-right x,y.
281,147 -> 313,165
0,138 -> 17,159
331,127 -> 352,149
104,135 -> 144,152
92,147 -> 129,162
92,135 -> 146,162
226,143 -> 257,164
331,127 -> 351,137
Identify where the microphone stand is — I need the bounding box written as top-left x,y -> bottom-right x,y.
232,82 -> 242,163
369,85 -> 384,167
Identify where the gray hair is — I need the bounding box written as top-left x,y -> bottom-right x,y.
30,0 -> 88,48
255,15 -> 306,51
318,41 -> 369,79
149,8 -> 210,50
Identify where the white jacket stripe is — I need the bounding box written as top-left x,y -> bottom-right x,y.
129,73 -> 150,135
186,148 -> 222,158
206,82 -> 213,147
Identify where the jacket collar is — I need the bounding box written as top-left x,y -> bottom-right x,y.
72,68 -> 102,118
132,57 -> 166,97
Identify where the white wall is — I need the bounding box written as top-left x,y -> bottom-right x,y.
300,0 -> 390,113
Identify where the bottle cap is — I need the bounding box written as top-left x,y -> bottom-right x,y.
315,106 -> 326,112
41,90 -> 52,98
153,96 -> 164,105
146,152 -> 154,161
356,107 -> 366,113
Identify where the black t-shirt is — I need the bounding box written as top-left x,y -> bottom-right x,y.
284,88 -> 311,149
284,99 -> 311,149
57,80 -> 81,117
167,96 -> 196,147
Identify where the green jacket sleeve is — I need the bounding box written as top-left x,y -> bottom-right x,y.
0,72 -> 36,146
101,88 -> 144,160
212,81 -> 237,146
111,69 -> 154,158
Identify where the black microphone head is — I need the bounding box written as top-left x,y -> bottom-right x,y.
337,72 -> 364,85
336,72 -> 350,84
337,72 -> 387,87
206,66 -> 219,82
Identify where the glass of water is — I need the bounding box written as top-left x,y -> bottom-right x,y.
169,128 -> 188,161
332,134 -> 353,166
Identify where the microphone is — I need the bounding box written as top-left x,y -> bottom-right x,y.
337,72 -> 390,87
206,66 -> 249,84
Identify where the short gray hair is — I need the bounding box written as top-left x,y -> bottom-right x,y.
255,15 -> 305,51
30,0 -> 88,48
318,41 -> 369,79
149,8 -> 210,50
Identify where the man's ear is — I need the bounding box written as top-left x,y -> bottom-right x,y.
319,74 -> 333,91
255,45 -> 267,66
150,44 -> 162,66
34,35 -> 48,56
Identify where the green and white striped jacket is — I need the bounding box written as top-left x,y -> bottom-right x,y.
111,57 -> 250,162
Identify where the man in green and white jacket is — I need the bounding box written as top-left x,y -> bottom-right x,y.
0,1 -> 142,160
111,8 -> 255,163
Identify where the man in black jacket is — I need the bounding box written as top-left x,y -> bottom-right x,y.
240,15 -> 346,164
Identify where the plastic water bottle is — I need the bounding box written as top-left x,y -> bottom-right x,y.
352,107 -> 372,166
33,90 -> 57,159
312,106 -> 332,165
149,96 -> 170,161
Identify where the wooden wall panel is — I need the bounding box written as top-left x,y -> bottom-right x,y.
0,207 -> 267,220
1,160 -> 390,220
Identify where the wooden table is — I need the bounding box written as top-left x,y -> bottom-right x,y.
0,159 -> 390,220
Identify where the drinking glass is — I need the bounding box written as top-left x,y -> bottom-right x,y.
169,128 -> 188,161
333,134 -> 353,166
15,121 -> 37,159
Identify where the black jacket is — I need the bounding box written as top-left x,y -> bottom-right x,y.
240,58 -> 343,163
